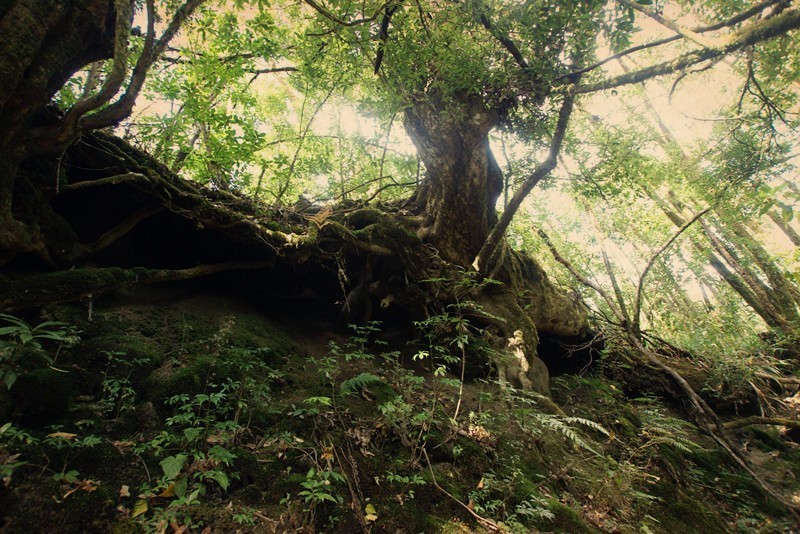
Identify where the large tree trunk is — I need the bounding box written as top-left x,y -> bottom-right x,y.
0,1 -> 117,263
400,93 -> 587,393
403,94 -> 502,266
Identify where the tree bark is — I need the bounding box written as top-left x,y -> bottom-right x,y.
403,94 -> 501,266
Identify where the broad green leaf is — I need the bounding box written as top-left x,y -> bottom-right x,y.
132,499 -> 148,518
160,454 -> 188,480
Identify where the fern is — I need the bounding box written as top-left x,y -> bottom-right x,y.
529,414 -> 603,456
340,372 -> 384,395
563,417 -> 611,437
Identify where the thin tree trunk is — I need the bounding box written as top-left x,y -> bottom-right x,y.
768,210 -> 800,247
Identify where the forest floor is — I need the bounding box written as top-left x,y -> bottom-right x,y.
1,283 -> 799,533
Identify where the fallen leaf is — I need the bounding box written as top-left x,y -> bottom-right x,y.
119,484 -> 130,498
206,434 -> 224,444
159,483 -> 176,498
46,432 -> 77,440
132,499 -> 148,518
364,503 -> 378,522
60,480 -> 99,500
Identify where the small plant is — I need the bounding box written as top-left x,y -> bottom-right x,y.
132,384 -> 242,526
99,350 -> 149,418
298,466 -> 345,505
329,321 -> 384,360
0,313 -> 79,388
0,422 -> 38,487
385,471 -> 426,502
42,427 -> 102,480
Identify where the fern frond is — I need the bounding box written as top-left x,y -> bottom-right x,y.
340,372 -> 384,395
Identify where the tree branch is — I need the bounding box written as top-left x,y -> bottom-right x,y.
473,92 -> 575,274
63,0 -> 132,126
536,227 -> 627,325
567,8 -> 800,95
724,416 -> 800,431
558,0 -> 786,82
632,207 -> 710,336
302,0 -> 388,27
617,0 -> 720,49
80,0 -> 207,130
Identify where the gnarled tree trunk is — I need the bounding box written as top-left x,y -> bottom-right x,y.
403,94 -> 502,266
0,0 -> 117,263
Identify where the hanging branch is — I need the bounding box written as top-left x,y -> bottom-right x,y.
632,207 -> 710,336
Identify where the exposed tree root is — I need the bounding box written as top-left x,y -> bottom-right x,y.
724,416 -> 800,432
0,261 -> 274,312
631,336 -> 800,519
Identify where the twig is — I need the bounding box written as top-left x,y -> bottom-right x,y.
632,207 -> 710,335
421,448 -> 503,532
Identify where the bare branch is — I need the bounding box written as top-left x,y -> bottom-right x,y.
617,0 -> 720,49
62,0 -> 132,127
536,227 -> 627,324
558,0 -> 786,81
632,208 -> 710,336
81,0 -> 207,130
302,0 -> 388,27
724,416 -> 800,431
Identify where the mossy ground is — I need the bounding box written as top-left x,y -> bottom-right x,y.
1,286 -> 797,533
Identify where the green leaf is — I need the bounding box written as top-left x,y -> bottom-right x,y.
132,499 -> 149,518
210,470 -> 230,490
174,474 -> 188,498
3,370 -> 16,389
0,326 -> 20,336
160,454 -> 188,480
183,427 -> 202,442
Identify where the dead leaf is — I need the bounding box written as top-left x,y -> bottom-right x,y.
112,440 -> 135,451
119,484 -> 130,498
60,479 -> 99,500
159,483 -> 176,498
364,503 -> 378,522
46,432 -> 77,440
200,527 -> 212,534
476,478 -> 484,489
206,434 -> 224,445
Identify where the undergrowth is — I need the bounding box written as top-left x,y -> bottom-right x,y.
0,298 -> 797,533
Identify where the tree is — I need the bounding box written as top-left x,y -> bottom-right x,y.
1,0 -> 799,395
0,0 -> 206,264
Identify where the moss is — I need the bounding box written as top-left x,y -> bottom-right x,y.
536,499 -> 597,533
10,368 -> 75,421
648,483 -> 729,533
145,353 -> 218,402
